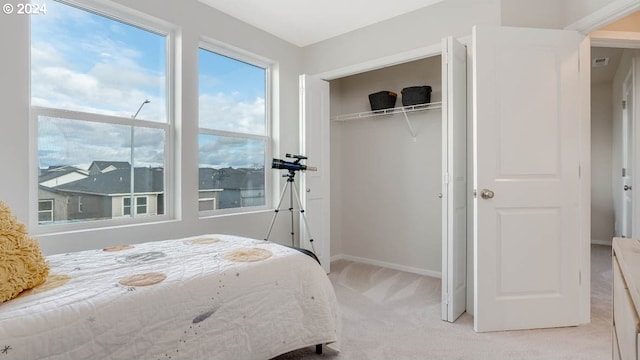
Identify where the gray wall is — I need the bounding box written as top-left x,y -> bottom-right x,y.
591,82 -> 615,243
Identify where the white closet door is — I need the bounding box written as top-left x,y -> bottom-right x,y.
622,72 -> 634,237
299,74 -> 331,273
441,36 -> 467,322
473,26 -> 588,332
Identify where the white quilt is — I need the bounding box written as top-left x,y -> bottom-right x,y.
0,234 -> 340,359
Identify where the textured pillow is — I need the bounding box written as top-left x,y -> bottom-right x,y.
0,201 -> 49,303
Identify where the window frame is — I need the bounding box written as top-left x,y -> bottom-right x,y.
29,0 -> 176,234
197,40 -> 274,218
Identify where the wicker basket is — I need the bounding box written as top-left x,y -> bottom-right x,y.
401,86 -> 432,106
368,91 -> 397,111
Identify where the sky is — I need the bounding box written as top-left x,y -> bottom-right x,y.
33,0 -> 267,170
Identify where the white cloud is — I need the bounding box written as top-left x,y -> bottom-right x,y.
31,2 -> 167,122
199,92 -> 265,135
38,117 -> 165,169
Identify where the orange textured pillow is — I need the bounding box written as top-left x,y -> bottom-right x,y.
0,201 -> 49,303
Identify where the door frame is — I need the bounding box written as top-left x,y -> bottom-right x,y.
590,38 -> 640,243
622,69 -> 635,237
565,0 -> 640,326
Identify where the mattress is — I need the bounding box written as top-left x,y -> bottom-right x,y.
0,234 -> 340,359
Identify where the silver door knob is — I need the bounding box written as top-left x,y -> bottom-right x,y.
481,189 -> 495,199
624,185 -> 632,191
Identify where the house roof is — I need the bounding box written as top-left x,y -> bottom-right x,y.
38,166 -> 88,183
56,167 -> 164,195
88,161 -> 131,174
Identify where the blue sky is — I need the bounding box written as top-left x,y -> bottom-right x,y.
33,0 -> 266,170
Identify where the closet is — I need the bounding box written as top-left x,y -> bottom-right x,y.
300,37 -> 468,323
328,55 -> 444,276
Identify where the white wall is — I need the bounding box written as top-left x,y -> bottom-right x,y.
500,0 -> 563,29
302,0 -> 500,78
591,82 -> 615,244
0,0 -> 303,255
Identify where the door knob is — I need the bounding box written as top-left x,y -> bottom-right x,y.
481,189 -> 495,199
624,185 -> 632,191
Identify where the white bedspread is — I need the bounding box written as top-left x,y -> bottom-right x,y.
0,234 -> 340,359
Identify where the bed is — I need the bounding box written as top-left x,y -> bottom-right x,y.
0,234 -> 340,359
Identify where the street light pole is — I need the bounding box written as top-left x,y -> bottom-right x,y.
132,99 -> 150,119
129,100 -> 150,216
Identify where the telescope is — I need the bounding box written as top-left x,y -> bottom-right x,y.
271,153 -> 317,172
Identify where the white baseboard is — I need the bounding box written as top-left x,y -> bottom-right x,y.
330,253 -> 441,278
591,239 -> 613,246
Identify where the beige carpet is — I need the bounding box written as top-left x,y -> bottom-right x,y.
274,244 -> 613,360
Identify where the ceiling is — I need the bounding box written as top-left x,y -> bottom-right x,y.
197,0 -> 443,47
196,1 -> 634,82
590,10 -> 640,84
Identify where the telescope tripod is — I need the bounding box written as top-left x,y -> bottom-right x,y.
264,170 -> 316,254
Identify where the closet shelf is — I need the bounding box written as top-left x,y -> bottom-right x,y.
331,101 -> 442,122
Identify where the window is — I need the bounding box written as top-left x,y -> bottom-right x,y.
136,197 -> 148,215
198,198 -> 217,212
123,196 -> 148,216
31,1 -> 171,227
38,200 -> 54,222
198,46 -> 270,213
123,197 -> 131,216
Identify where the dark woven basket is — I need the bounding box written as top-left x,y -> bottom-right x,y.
401,86 -> 432,106
368,91 -> 397,111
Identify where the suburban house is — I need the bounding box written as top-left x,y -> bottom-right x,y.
38,160 -> 266,222
38,162 -> 164,223
198,167 -> 266,211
